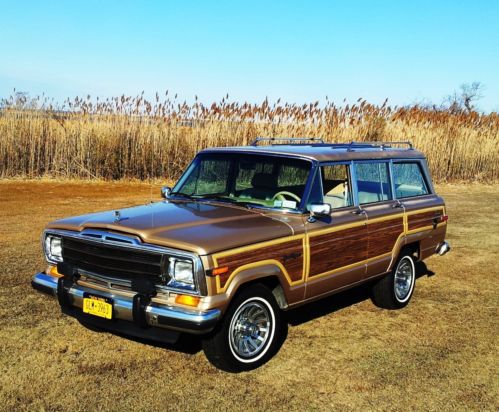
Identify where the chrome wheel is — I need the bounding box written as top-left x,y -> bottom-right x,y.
394,256 -> 415,302
229,298 -> 274,361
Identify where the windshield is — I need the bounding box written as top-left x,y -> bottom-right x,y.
171,153 -> 313,211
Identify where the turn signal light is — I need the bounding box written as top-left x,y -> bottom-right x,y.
48,265 -> 63,278
212,266 -> 229,276
175,294 -> 200,307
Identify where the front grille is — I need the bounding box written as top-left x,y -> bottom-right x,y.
61,237 -> 167,284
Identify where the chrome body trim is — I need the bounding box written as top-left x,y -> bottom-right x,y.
31,272 -> 221,334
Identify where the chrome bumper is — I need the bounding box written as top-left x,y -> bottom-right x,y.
436,241 -> 451,256
31,272 -> 221,335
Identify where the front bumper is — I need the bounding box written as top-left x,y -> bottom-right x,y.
32,272 -> 221,336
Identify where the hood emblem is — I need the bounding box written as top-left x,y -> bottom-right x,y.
114,210 -> 121,223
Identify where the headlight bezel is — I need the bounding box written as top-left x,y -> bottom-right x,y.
167,257 -> 196,292
43,233 -> 64,264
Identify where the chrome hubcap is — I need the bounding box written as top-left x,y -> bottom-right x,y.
394,257 -> 414,301
229,301 -> 272,359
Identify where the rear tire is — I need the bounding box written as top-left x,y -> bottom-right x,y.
371,253 -> 416,309
202,284 -> 285,372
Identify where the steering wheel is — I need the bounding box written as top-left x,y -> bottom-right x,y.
271,191 -> 301,203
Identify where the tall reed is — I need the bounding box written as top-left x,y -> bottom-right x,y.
0,94 -> 497,182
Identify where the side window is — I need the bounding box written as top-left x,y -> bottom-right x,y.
321,164 -> 353,209
392,162 -> 429,198
355,162 -> 392,204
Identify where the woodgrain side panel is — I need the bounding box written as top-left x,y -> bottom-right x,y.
367,218 -> 404,257
216,239 -> 304,288
408,210 -> 443,231
308,225 -> 367,277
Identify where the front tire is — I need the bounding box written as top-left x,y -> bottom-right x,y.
371,253 -> 416,309
202,284 -> 284,372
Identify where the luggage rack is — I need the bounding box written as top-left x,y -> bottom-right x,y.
251,137 -> 325,146
250,137 -> 413,150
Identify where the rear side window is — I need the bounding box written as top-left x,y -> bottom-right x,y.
392,162 -> 429,198
355,162 -> 392,204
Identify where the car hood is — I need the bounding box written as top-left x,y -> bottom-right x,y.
46,200 -> 298,255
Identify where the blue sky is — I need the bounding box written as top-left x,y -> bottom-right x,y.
1,0 -> 498,111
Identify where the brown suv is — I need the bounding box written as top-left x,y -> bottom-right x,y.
32,138 -> 450,371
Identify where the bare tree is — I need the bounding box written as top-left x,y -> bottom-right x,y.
444,82 -> 484,113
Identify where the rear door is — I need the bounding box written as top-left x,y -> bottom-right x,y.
391,159 -> 447,260
304,162 -> 368,299
352,161 -> 405,278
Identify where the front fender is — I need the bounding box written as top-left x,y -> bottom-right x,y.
207,260 -> 305,314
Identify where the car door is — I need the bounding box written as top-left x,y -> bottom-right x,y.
352,160 -> 405,278
304,162 -> 368,299
391,159 -> 447,260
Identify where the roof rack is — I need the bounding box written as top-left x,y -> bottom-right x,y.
251,137 -> 325,146
249,138 -> 413,150
344,141 -> 413,150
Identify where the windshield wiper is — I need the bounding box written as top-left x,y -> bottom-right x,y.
231,200 -> 263,209
199,195 -> 238,203
197,195 -> 260,209
169,192 -> 197,201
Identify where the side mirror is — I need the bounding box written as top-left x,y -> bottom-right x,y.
308,203 -> 332,221
161,186 -> 171,199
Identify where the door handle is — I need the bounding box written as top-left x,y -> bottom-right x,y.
392,201 -> 404,209
351,207 -> 366,215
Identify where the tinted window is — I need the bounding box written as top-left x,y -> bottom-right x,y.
236,160 -> 274,191
173,153 -> 312,210
321,164 -> 353,209
181,159 -> 231,195
393,162 -> 429,198
355,162 -> 392,204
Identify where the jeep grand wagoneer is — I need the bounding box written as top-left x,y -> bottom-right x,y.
32,138 -> 450,371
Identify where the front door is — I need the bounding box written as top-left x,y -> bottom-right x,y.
305,162 -> 368,299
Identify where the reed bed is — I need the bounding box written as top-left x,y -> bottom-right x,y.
0,94 -> 497,182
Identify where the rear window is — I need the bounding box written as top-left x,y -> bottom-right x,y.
392,162 -> 429,198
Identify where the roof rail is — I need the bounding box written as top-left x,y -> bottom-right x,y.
345,141 -> 413,151
251,137 -> 325,146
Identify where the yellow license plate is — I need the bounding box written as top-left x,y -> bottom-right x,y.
83,293 -> 113,319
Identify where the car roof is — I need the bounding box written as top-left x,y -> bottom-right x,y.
200,141 -> 426,162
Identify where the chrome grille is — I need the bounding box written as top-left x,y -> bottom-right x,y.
61,236 -> 168,284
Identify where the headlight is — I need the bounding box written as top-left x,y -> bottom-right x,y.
167,257 -> 195,290
44,234 -> 63,263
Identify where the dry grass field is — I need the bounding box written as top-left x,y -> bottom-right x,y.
1,96 -> 498,182
0,180 -> 497,411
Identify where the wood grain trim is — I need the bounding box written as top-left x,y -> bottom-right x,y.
215,238 -> 304,290
308,225 -> 367,277
211,206 -> 445,293
368,218 -> 404,257
408,209 -> 443,231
